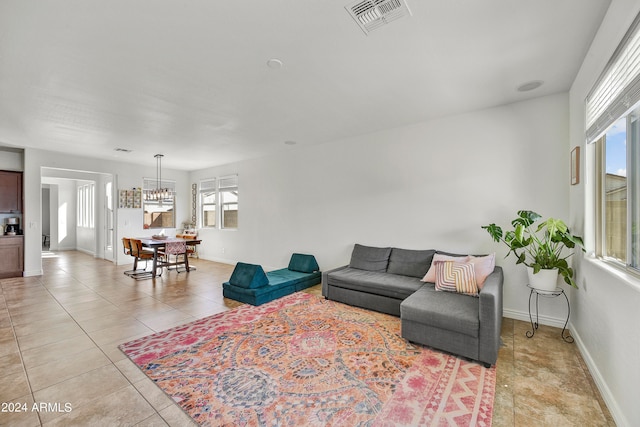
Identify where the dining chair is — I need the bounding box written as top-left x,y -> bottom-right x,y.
163,240 -> 188,273
122,238 -> 139,277
127,238 -> 161,279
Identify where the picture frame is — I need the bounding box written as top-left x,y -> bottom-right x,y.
571,146 -> 580,185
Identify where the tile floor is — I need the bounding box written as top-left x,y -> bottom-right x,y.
0,251 -> 614,426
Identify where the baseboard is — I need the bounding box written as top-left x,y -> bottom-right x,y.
205,256 -> 236,266
570,326 -> 629,427
23,269 -> 43,277
502,308 -> 567,329
76,248 -> 95,257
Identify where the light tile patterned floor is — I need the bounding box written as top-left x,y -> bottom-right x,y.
0,251 -> 614,426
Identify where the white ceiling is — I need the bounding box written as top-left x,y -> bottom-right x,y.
0,0 -> 611,171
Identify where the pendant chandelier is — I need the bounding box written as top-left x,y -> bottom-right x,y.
144,154 -> 172,204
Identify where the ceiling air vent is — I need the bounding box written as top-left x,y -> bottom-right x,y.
346,0 -> 412,35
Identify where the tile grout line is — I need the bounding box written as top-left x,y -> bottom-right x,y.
61,268 -> 178,426
2,276 -> 45,427
14,269 -> 143,425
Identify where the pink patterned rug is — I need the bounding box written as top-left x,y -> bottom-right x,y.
120,293 -> 495,426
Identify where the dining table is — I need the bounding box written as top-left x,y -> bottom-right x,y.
138,236 -> 202,278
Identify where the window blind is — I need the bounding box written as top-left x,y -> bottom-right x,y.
199,178 -> 216,191
219,175 -> 238,190
586,11 -> 640,143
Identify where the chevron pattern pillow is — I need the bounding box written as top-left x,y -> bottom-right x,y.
434,260 -> 479,297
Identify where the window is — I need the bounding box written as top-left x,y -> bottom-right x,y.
219,175 -> 238,229
200,178 -> 217,228
198,175 -> 238,229
143,178 -> 175,229
77,183 -> 94,228
588,12 -> 640,270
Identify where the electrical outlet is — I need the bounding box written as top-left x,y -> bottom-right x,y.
222,248 -> 225,254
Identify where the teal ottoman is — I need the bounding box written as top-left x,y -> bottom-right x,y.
222,254 -> 321,305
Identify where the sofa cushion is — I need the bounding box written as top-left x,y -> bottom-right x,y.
433,260 -> 479,297
327,267 -> 423,300
287,253 -> 320,273
401,285 -> 480,337
223,281 -> 296,306
228,262 -> 269,289
467,254 -> 496,289
387,248 -> 435,278
421,253 -> 470,283
349,244 -> 392,272
266,268 -> 319,287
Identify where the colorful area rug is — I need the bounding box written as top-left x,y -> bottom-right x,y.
120,293 -> 495,426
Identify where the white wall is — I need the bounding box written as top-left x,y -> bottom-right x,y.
569,1 -> 640,426
190,92 -> 571,322
55,179 -> 76,251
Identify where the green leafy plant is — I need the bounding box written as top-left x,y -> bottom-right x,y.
482,210 -> 585,288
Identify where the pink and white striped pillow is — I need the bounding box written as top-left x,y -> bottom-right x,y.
434,260 -> 479,297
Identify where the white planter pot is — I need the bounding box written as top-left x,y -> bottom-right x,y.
526,267 -> 559,292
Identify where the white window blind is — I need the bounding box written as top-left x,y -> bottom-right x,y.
219,175 -> 238,190
586,12 -> 640,143
200,179 -> 217,191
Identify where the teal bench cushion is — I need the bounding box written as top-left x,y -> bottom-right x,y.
228,262 -> 269,289
223,254 -> 321,305
288,253 -> 320,273
223,282 -> 297,306
267,268 -> 321,291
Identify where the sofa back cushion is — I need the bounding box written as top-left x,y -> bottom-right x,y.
387,248 -> 436,278
229,262 -> 269,289
349,244 -> 392,272
288,253 -> 320,273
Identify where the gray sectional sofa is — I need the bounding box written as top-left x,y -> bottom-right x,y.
322,244 -> 503,367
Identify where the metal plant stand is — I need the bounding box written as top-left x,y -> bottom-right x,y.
526,285 -> 574,343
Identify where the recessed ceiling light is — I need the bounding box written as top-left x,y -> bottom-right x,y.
517,80 -> 544,92
267,58 -> 283,69
284,140 -> 297,145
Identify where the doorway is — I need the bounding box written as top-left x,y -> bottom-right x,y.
104,179 -> 114,262
41,168 -> 115,263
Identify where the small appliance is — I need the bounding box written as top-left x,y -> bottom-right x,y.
5,218 -> 19,235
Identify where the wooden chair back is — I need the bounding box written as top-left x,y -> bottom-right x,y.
122,237 -> 132,256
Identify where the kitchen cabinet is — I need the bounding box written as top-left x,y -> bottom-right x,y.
0,236 -> 23,278
0,171 -> 22,213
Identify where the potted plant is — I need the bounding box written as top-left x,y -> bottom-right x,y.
482,210 -> 585,290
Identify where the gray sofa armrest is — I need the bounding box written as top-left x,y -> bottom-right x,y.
478,266 -> 504,365
322,265 -> 349,297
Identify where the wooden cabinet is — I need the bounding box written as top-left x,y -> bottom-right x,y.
0,236 -> 23,278
0,171 -> 23,213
